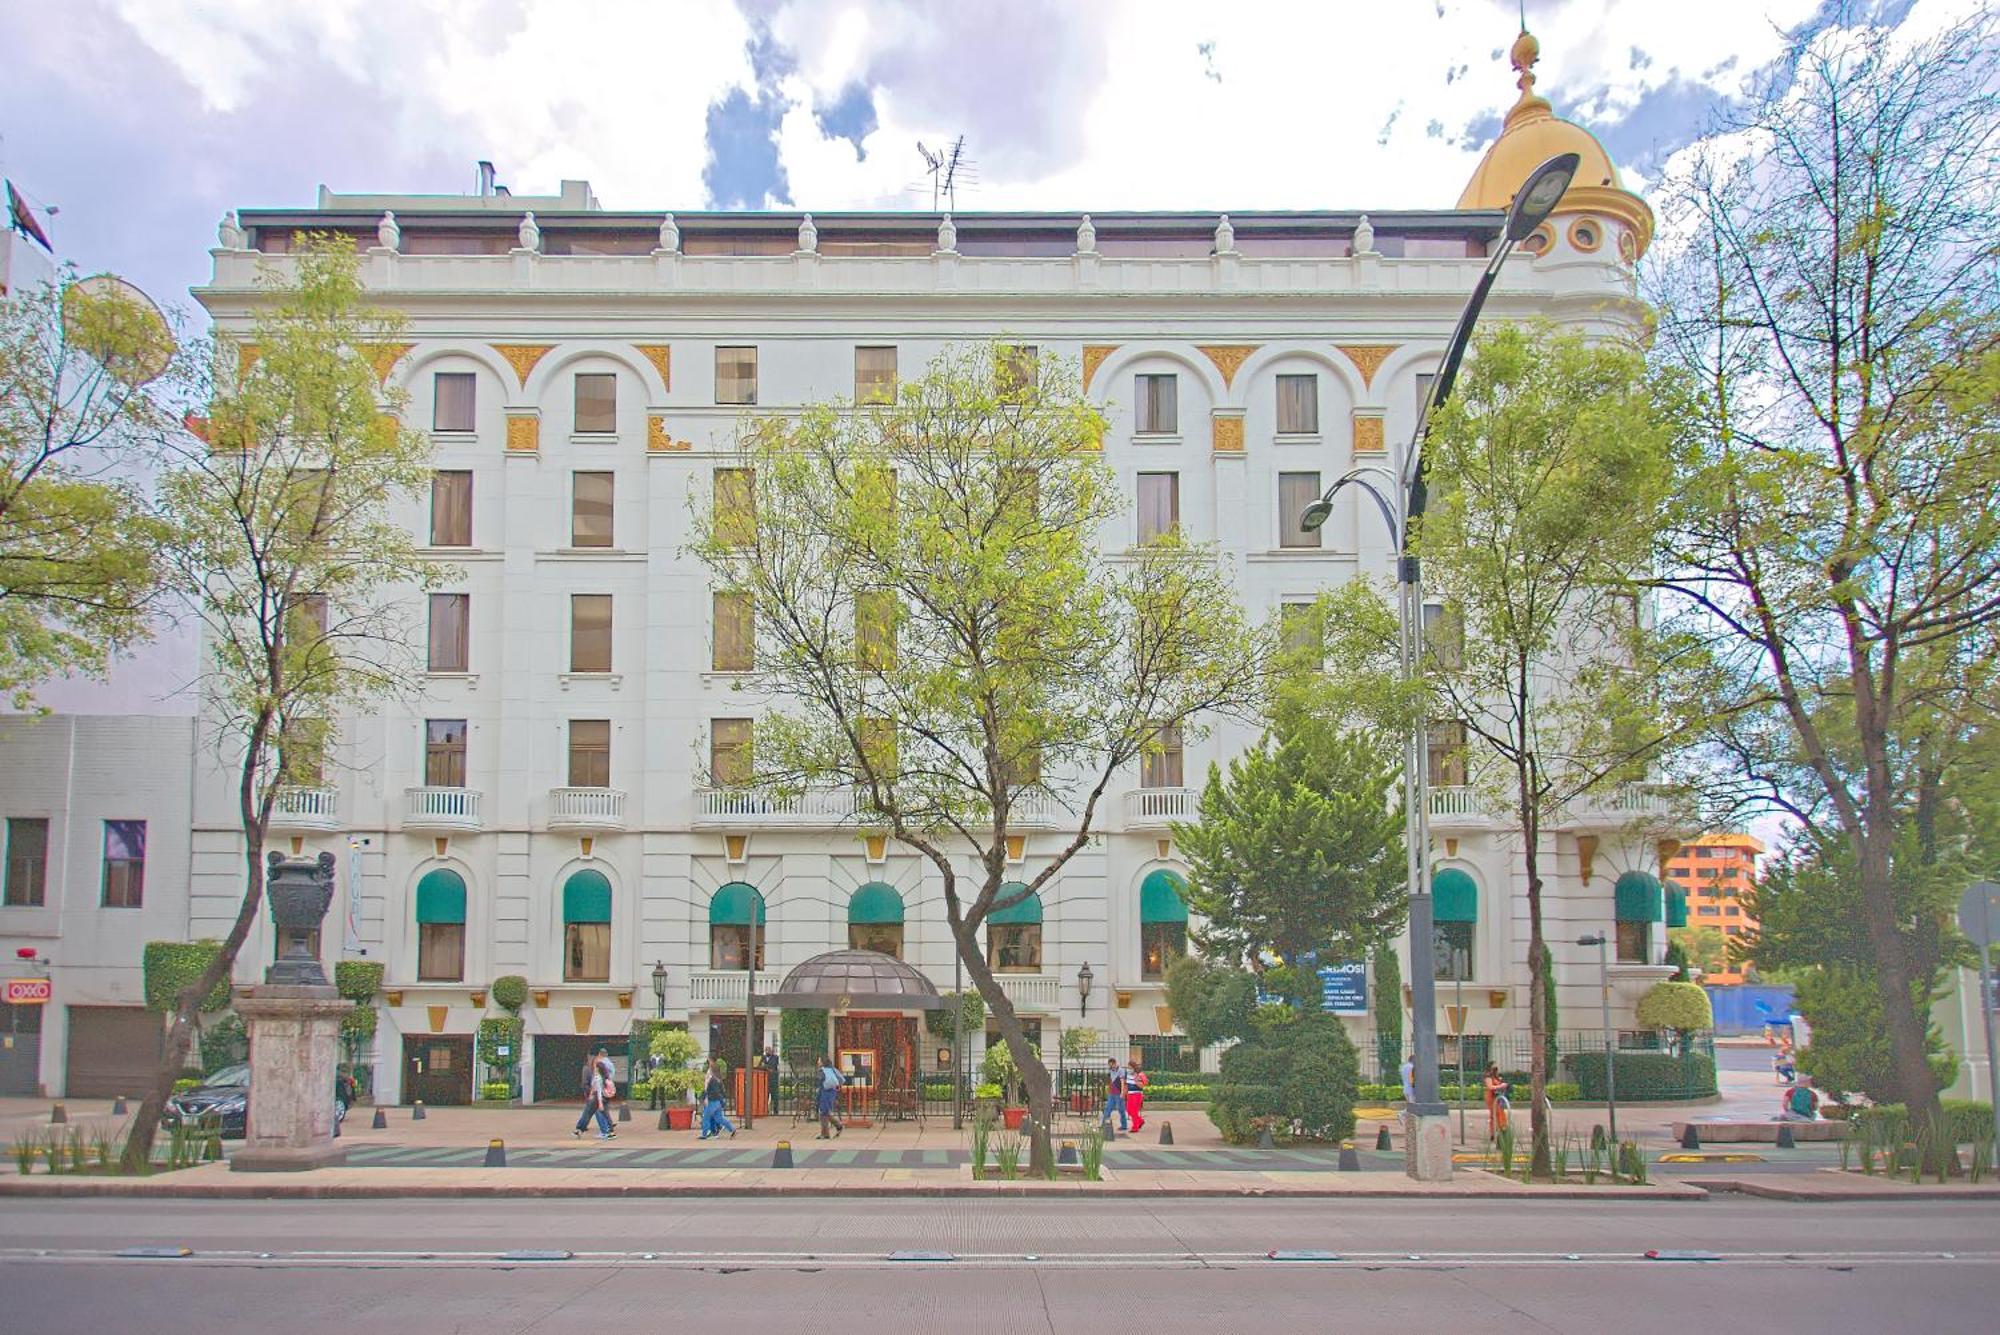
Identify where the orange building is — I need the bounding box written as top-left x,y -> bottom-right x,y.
1664,833 -> 1765,983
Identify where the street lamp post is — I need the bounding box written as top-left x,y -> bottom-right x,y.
742,887 -> 767,1130
951,945 -> 964,1131
1577,932 -> 1617,1148
651,959 -> 669,1019
1299,153 -> 1579,1182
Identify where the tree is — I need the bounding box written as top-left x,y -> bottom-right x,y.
1671,925 -> 1728,979
1373,947 -> 1404,1078
121,237 -> 446,1169
690,343 -> 1264,1170
1647,6 -> 2000,1167
1173,721 -> 1406,971
1635,980 -> 1714,1053
0,272 -> 176,705
1163,955 -> 1258,1051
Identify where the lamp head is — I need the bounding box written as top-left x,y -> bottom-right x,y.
1575,932 -> 1607,947
1299,497 -> 1334,533
1506,153 -> 1580,242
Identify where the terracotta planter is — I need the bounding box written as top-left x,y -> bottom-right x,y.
1002,1106 -> 1027,1130
666,1105 -> 695,1131
1068,1092 -> 1091,1114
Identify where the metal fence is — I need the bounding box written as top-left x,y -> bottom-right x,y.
1355,1029 -> 1718,1100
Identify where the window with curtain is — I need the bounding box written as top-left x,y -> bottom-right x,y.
574,372 -> 617,433
433,372 -> 475,432
427,593 -> 469,672
568,719 -> 610,787
1434,921 -> 1475,981
566,922 -> 611,981
1427,719 -> 1467,786
425,719 -> 467,787
1415,372 -> 1437,422
848,922 -> 903,956
857,717 -> 897,775
4,817 -> 48,907
711,718 -> 753,787
418,921 -> 465,981
570,594 -> 612,673
709,923 -> 765,970
1616,921 -> 1651,964
713,590 -> 754,671
571,471 -> 614,548
708,884 -> 766,969
1135,373 -> 1178,434
1276,374 -> 1318,434
1279,601 -> 1321,659
1279,471 -> 1321,548
997,345 -> 1038,401
1141,922 -> 1186,980
988,923 -> 1043,972
430,471 -> 472,547
856,590 -> 897,669
714,468 -> 756,546
101,820 -> 146,908
854,345 -> 897,404
716,346 -> 758,404
1141,723 -> 1183,788
1137,472 -> 1179,544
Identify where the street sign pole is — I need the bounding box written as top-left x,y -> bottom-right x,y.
1957,881 -> 2000,1158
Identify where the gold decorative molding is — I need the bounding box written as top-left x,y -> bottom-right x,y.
646,414 -> 690,452
491,342 -> 554,387
1657,838 -> 1682,871
1577,834 -> 1599,885
427,1005 -> 449,1034
1211,410 -> 1245,453
505,412 -> 539,453
634,343 -> 672,391
470,990 -> 487,1009
1336,344 -> 1397,387
1196,343 -> 1258,388
366,341 -> 411,383
1081,343 -> 1118,390
572,1005 -> 594,1035
1352,411 -> 1386,454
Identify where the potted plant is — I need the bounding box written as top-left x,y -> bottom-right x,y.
982,1040 -> 1037,1131
648,1028 -> 704,1130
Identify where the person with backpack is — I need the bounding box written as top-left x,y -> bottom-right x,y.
1124,1056 -> 1149,1132
699,1058 -> 737,1139
573,1054 -> 615,1140
815,1055 -> 845,1139
1781,1077 -> 1821,1121
1101,1058 -> 1128,1131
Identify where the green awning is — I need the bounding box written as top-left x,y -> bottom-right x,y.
848,882 -> 905,925
1140,870 -> 1189,924
1664,887 -> 1689,928
414,868 -> 466,924
563,869 -> 612,924
1615,870 -> 1664,923
709,881 -> 766,926
1432,868 -> 1478,923
988,882 -> 1042,925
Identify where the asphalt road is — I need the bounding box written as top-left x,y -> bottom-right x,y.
2,1196 -> 1994,1333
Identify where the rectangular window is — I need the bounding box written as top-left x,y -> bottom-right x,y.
574,372 -> 617,433
716,346 -> 758,405
565,922 -> 611,982
714,468 -> 756,546
712,590 -> 754,672
1616,920 -> 1651,964
709,923 -> 765,971
1136,471 -> 1179,544
4,817 -> 48,907
417,922 -> 465,982
425,719 -> 468,788
570,594 -> 613,673
433,372 -> 475,433
1427,719 -> 1468,787
1141,723 -> 1183,789
854,345 -> 897,405
430,470 -> 472,547
1135,373 -> 1178,434
571,471 -> 614,548
1279,471 -> 1322,548
1276,374 -> 1319,434
1434,921 -> 1475,981
997,344 -> 1038,401
1141,921 -> 1187,980
856,590 -> 896,669
987,923 -> 1043,974
568,719 -> 611,788
1279,601 -> 1321,659
1415,372 -> 1437,421
711,718 -> 753,788
857,717 -> 897,775
427,593 -> 469,672
849,922 -> 904,959
101,820 -> 145,909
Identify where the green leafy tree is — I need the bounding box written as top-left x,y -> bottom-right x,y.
1635,980 -> 1713,1050
1647,7 -> 1999,1169
1373,947 -> 1403,1078
1163,955 -> 1258,1050
122,237 -> 448,1169
690,342 -> 1264,1171
1671,926 -> 1727,979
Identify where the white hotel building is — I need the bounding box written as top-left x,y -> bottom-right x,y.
2,44 -> 1689,1101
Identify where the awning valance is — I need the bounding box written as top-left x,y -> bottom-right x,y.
1664,887 -> 1688,929
1432,868 -> 1478,923
1140,869 -> 1189,924
848,882 -> 904,925
414,869 -> 466,924
988,882 -> 1042,925
1615,870 -> 1664,923
563,869 -> 612,924
709,881 -> 766,926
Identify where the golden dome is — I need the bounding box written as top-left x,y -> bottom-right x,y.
1457,28 -> 1654,258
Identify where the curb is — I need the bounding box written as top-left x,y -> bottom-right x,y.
1685,1177 -> 2000,1202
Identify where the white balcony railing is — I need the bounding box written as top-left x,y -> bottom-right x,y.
1428,785 -> 1489,820
1566,783 -> 1676,828
1124,787 -> 1195,828
692,787 -> 859,828
687,970 -> 784,1007
403,786 -> 483,831
996,972 -> 1061,1012
547,787 -> 627,830
269,785 -> 340,832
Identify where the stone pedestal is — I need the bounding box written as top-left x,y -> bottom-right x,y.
1402,1110 -> 1453,1182
230,985 -> 352,1172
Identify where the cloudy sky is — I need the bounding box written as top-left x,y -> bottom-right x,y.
3,0 -> 1945,316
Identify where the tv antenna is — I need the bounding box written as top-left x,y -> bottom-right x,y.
916,136 -> 972,211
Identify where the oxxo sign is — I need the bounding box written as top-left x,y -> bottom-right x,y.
3,978 -> 52,1005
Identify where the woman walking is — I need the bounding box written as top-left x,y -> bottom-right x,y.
699,1058 -> 737,1139
573,1055 -> 615,1140
1481,1063 -> 1509,1139
815,1054 -> 845,1139
1124,1057 -> 1148,1132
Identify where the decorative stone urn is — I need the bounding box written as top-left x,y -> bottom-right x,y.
266,850 -> 334,986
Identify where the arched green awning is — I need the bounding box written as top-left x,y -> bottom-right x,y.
563,869 -> 612,924
1432,868 -> 1478,923
709,881 -> 766,926
1140,869 -> 1189,924
414,868 -> 466,924
1664,887 -> 1689,929
1615,870 -> 1664,923
988,882 -> 1043,925
848,882 -> 904,925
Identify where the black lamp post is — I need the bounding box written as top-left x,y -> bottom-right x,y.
1576,932 -> 1617,1148
1077,961 -> 1093,1017
651,960 -> 668,1019
1299,153 -> 1580,1180
742,886 -> 767,1130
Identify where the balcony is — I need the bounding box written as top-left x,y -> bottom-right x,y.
687,970 -> 784,1008
1124,787 -> 1195,829
403,786 -> 483,831
1565,783 -> 1676,830
269,785 -> 340,832
547,787 -> 627,830
996,972 -> 1060,1012
692,787 -> 859,828
1427,785 -> 1497,829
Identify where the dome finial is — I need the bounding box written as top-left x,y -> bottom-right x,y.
1506,21 -> 1550,124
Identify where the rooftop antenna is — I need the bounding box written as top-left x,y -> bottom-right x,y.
916,136 -> 971,211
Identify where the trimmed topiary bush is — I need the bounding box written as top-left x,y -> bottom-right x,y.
142,941 -> 232,1014
491,975 -> 529,1014
1208,1014 -> 1359,1143
334,960 -> 384,1001
476,1016 -> 524,1083
1636,980 -> 1714,1036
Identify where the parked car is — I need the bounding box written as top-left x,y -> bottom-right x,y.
163,1063 -> 251,1138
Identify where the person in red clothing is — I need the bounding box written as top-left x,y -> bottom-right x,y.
1125,1057 -> 1148,1131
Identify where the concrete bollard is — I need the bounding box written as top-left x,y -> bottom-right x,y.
371,1108 -> 388,1130
1158,1121 -> 1174,1146
484,1138 -> 506,1167
618,1103 -> 631,1123
1257,1127 -> 1276,1151
412,1101 -> 426,1121
1776,1123 -> 1795,1149
111,1096 -> 128,1116
1375,1125 -> 1392,1152
49,1103 -> 66,1125
1058,1141 -> 1078,1165
1680,1124 -> 1700,1150
659,1108 -> 673,1132
772,1140 -> 794,1169
1338,1144 -> 1361,1172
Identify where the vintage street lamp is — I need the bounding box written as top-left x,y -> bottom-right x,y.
650,959 -> 669,1019
1576,932 -> 1617,1148
1076,960 -> 1094,1017
1299,153 -> 1579,1180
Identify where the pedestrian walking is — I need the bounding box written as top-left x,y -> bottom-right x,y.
1774,1038 -> 1797,1086
1124,1056 -> 1148,1132
761,1043 -> 781,1117
1399,1055 -> 1415,1104
1482,1063 -> 1509,1138
1101,1058 -> 1128,1130
573,1054 -> 615,1140
815,1054 -> 846,1139
699,1058 -> 737,1139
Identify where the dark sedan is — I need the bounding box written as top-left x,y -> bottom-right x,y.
163,1063 -> 250,1138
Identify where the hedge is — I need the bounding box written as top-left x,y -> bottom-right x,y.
1563,1050 -> 1717,1101
1853,1100 -> 1994,1145
334,960 -> 384,1001
340,1004 -> 378,1041
1208,1016 -> 1359,1144
142,941 -> 232,1014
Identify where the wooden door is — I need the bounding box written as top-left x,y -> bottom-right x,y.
402,1035 -> 473,1105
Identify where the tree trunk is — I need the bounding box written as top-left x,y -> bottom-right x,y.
956,919 -> 1054,1173
1523,835 -> 1552,1180
1855,823 -> 1956,1173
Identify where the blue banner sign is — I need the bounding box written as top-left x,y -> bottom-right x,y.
1318,962 -> 1368,1015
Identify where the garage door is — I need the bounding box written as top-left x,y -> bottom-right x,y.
65,1006 -> 162,1098
0,1002 -> 42,1096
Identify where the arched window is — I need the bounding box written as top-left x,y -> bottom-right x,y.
415,868 -> 467,982
1431,868 -> 1478,982
986,883 -> 1043,973
847,882 -> 905,958
562,869 -> 612,982
1139,870 -> 1189,980
709,881 -> 766,970
1614,871 -> 1664,964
